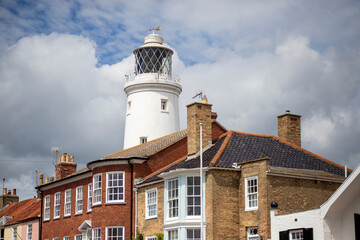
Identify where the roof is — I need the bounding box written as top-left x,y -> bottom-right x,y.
0,198 -> 40,225
103,129 -> 187,159
137,131 -> 347,186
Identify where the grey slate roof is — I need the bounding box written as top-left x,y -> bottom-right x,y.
137,131 -> 347,186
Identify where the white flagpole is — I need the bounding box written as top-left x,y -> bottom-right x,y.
200,123 -> 203,240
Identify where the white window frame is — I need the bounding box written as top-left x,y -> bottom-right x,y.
106,171 -> 125,203
26,223 -> 32,240
44,195 -> 50,221
247,227 -> 259,240
12,226 -> 17,240
186,228 -> 201,240
53,238 -> 59,240
186,176 -> 201,217
92,228 -> 101,240
245,176 -> 258,211
75,234 -> 82,240
167,229 -> 178,240
140,137 -> 147,144
167,178 -> 179,219
64,189 -> 71,216
76,186 -> 83,214
105,226 -> 124,240
290,229 -> 304,240
87,183 -> 92,212
145,188 -> 157,219
63,236 -> 70,240
54,192 -> 60,219
161,99 -> 168,111
93,174 -> 102,205
145,236 -> 157,240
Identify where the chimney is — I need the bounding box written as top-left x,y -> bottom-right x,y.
3,188 -> 7,195
13,189 -> 16,195
56,153 -> 77,180
45,177 -> 49,184
39,173 -> 44,185
7,190 -> 11,195
50,176 -> 54,182
187,102 -> 213,156
277,110 -> 301,147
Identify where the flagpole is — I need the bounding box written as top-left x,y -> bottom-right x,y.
200,123 -> 203,240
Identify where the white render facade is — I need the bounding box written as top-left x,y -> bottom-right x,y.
123,33 -> 182,149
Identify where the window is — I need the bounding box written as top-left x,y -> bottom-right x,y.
76,186 -> 83,214
145,237 -> 157,240
88,183 -> 93,212
161,99 -> 168,111
93,174 -> 102,205
64,189 -> 71,216
140,137 -> 147,144
168,178 -> 178,218
106,226 -> 124,240
187,176 -> 201,216
247,227 -> 258,240
168,229 -> 178,240
53,238 -> 59,240
44,195 -> 50,220
54,192 -> 60,219
63,236 -> 70,240
145,188 -> 157,219
75,235 -> 82,240
290,230 -> 303,240
245,176 -> 258,211
93,228 -> 101,240
27,224 -> 32,240
187,229 -> 200,240
107,172 -> 125,203
127,101 -> 131,115
12,226 -> 17,240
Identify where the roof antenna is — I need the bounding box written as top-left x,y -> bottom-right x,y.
51,147 -> 61,166
193,91 -> 208,103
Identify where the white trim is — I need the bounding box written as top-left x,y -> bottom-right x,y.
106,171 -> 125,203
63,236 -> 70,240
38,172 -> 91,191
93,174 -> 102,206
54,192 -> 60,219
145,188 -> 158,220
245,176 -> 258,211
159,168 -> 206,179
92,228 -> 101,240
289,229 -> 303,240
247,227 -> 258,240
26,223 -> 32,240
105,226 -> 124,240
64,189 -> 71,216
87,183 -> 92,212
76,186 -> 83,214
145,236 -> 157,240
44,195 -> 50,221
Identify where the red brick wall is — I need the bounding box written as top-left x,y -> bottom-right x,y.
41,176 -> 92,240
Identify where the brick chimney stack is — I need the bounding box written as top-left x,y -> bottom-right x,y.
55,153 -> 77,180
277,110 -> 301,147
187,101 -> 213,156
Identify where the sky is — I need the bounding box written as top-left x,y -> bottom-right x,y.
0,0 -> 360,200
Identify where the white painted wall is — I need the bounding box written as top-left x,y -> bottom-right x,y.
270,209 -> 323,240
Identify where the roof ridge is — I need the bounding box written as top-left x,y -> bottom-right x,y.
209,131 -> 233,167
104,129 -> 187,158
141,155 -> 188,182
231,130 -> 274,138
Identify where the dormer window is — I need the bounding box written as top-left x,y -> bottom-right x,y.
161,99 -> 168,111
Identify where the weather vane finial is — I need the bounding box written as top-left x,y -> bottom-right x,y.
149,26 -> 161,34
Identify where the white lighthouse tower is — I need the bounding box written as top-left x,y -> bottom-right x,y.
123,31 -> 182,149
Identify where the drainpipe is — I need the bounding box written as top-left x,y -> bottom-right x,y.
128,160 -> 134,239
39,189 -> 43,240
134,187 -> 138,238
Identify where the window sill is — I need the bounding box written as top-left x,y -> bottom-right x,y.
161,110 -> 169,113
105,201 -> 126,206
63,215 -> 71,218
75,212 -> 83,216
87,210 -> 92,214
43,219 -> 49,222
245,207 -> 258,212
53,217 -> 60,221
92,203 -> 102,208
145,216 -> 157,220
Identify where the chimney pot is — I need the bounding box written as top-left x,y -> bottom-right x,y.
7,190 -> 11,195
45,177 -> 49,184
13,189 -> 16,195
50,176 -> 54,182
286,110 -> 290,113
39,173 -> 44,185
3,188 -> 7,195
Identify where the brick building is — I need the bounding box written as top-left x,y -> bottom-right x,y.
35,116 -> 226,240
0,197 -> 40,240
134,101 -> 348,240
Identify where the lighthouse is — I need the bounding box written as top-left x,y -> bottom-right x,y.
123,32 -> 182,149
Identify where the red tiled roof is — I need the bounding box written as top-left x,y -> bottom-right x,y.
0,198 -> 40,225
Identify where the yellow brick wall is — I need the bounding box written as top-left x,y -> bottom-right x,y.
136,182 -> 164,238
